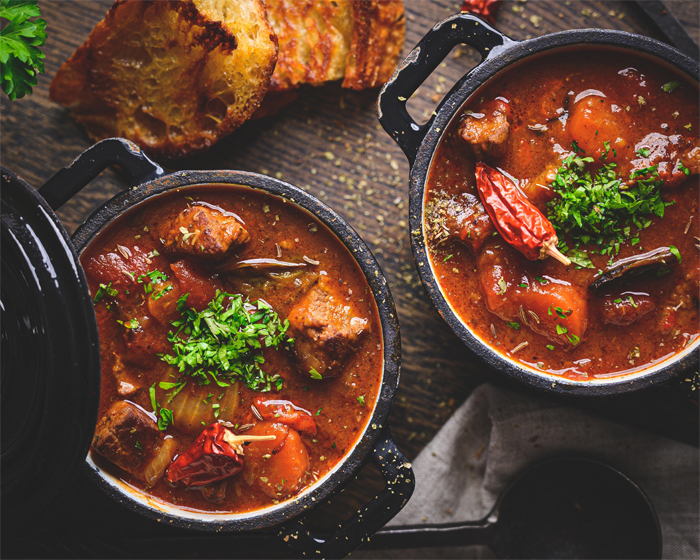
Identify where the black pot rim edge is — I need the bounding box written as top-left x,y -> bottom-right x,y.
408,26 -> 700,397
71,169 -> 401,532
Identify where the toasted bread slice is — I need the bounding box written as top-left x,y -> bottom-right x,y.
254,0 -> 404,117
49,0 -> 278,160
343,0 -> 406,90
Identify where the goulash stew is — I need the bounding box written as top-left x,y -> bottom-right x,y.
425,49 -> 699,380
82,185 -> 382,513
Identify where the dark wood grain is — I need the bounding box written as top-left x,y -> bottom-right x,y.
1,1 -> 698,556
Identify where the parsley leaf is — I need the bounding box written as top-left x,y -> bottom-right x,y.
661,81 -> 680,93
669,245 -> 681,263
506,321 -> 520,330
160,291 -> 291,392
93,281 -> 118,302
309,368 -> 323,380
0,0 -> 46,100
566,249 -> 594,269
357,395 -> 365,406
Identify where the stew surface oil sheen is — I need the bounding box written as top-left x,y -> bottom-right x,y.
425,50 -> 699,380
82,185 -> 382,513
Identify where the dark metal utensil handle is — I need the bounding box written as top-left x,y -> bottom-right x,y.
377,12 -> 514,166
367,517 -> 494,550
635,0 -> 699,60
277,427 -> 415,559
38,138 -> 165,210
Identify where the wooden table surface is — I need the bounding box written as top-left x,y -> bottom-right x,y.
1,1 -> 698,557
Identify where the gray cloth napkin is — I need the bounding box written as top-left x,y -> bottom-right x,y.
352,383 -> 699,559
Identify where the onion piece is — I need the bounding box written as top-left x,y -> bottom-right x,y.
168,381 -> 240,434
143,437 -> 178,486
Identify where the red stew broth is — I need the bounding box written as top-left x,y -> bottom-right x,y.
425,49 -> 699,380
82,185 -> 382,513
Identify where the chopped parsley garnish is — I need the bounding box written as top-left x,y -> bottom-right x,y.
669,245 -> 681,263
546,344 -> 555,351
331,442 -> 336,450
547,146 -> 673,255
661,80 -> 680,93
316,408 -> 322,416
518,283 -> 528,288
566,249 -> 594,269
556,324 -> 568,335
137,270 -> 170,298
93,282 -> 118,302
678,161 -> 690,176
135,441 -> 142,450
497,277 -> 507,294
506,321 -> 520,330
614,298 -> 623,304
357,395 -> 365,406
443,254 -> 453,262
627,295 -> 638,308
309,368 -> 323,380
535,276 -> 547,284
568,334 -> 581,346
160,291 -> 291,392
636,147 -> 650,158
117,318 -> 139,329
149,383 -> 173,431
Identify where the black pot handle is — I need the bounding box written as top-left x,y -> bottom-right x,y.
277,426 -> 414,559
38,138 -> 165,211
377,13 -> 514,166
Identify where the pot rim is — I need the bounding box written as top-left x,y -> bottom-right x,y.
72,169 -> 401,531
407,27 -> 700,396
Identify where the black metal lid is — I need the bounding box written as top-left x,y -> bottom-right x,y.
1,167 -> 100,521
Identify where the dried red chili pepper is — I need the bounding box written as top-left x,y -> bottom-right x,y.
475,163 -> 571,265
461,0 -> 503,24
166,423 -> 274,487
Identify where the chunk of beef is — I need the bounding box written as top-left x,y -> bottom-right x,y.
458,98 -> 512,159
287,276 -> 368,378
155,205 -> 249,259
425,192 -> 496,255
477,241 -> 588,349
92,401 -> 162,481
602,293 -> 655,326
629,133 -> 699,188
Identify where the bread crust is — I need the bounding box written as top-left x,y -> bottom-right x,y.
50,0 -> 278,160
254,0 -> 405,117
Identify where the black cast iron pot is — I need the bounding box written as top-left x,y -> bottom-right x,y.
1,138 -> 413,559
377,13 -> 699,398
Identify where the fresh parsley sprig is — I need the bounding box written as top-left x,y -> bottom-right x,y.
0,0 -> 46,100
160,291 -> 291,392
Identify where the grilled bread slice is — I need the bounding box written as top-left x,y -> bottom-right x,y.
49,0 -> 278,160
254,0 -> 405,117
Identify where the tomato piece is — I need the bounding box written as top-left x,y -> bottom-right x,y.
146,280 -> 182,324
170,260 -> 221,311
477,242 -> 588,348
85,245 -> 170,296
253,397 -> 317,436
242,421 -> 309,499
568,92 -> 631,160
